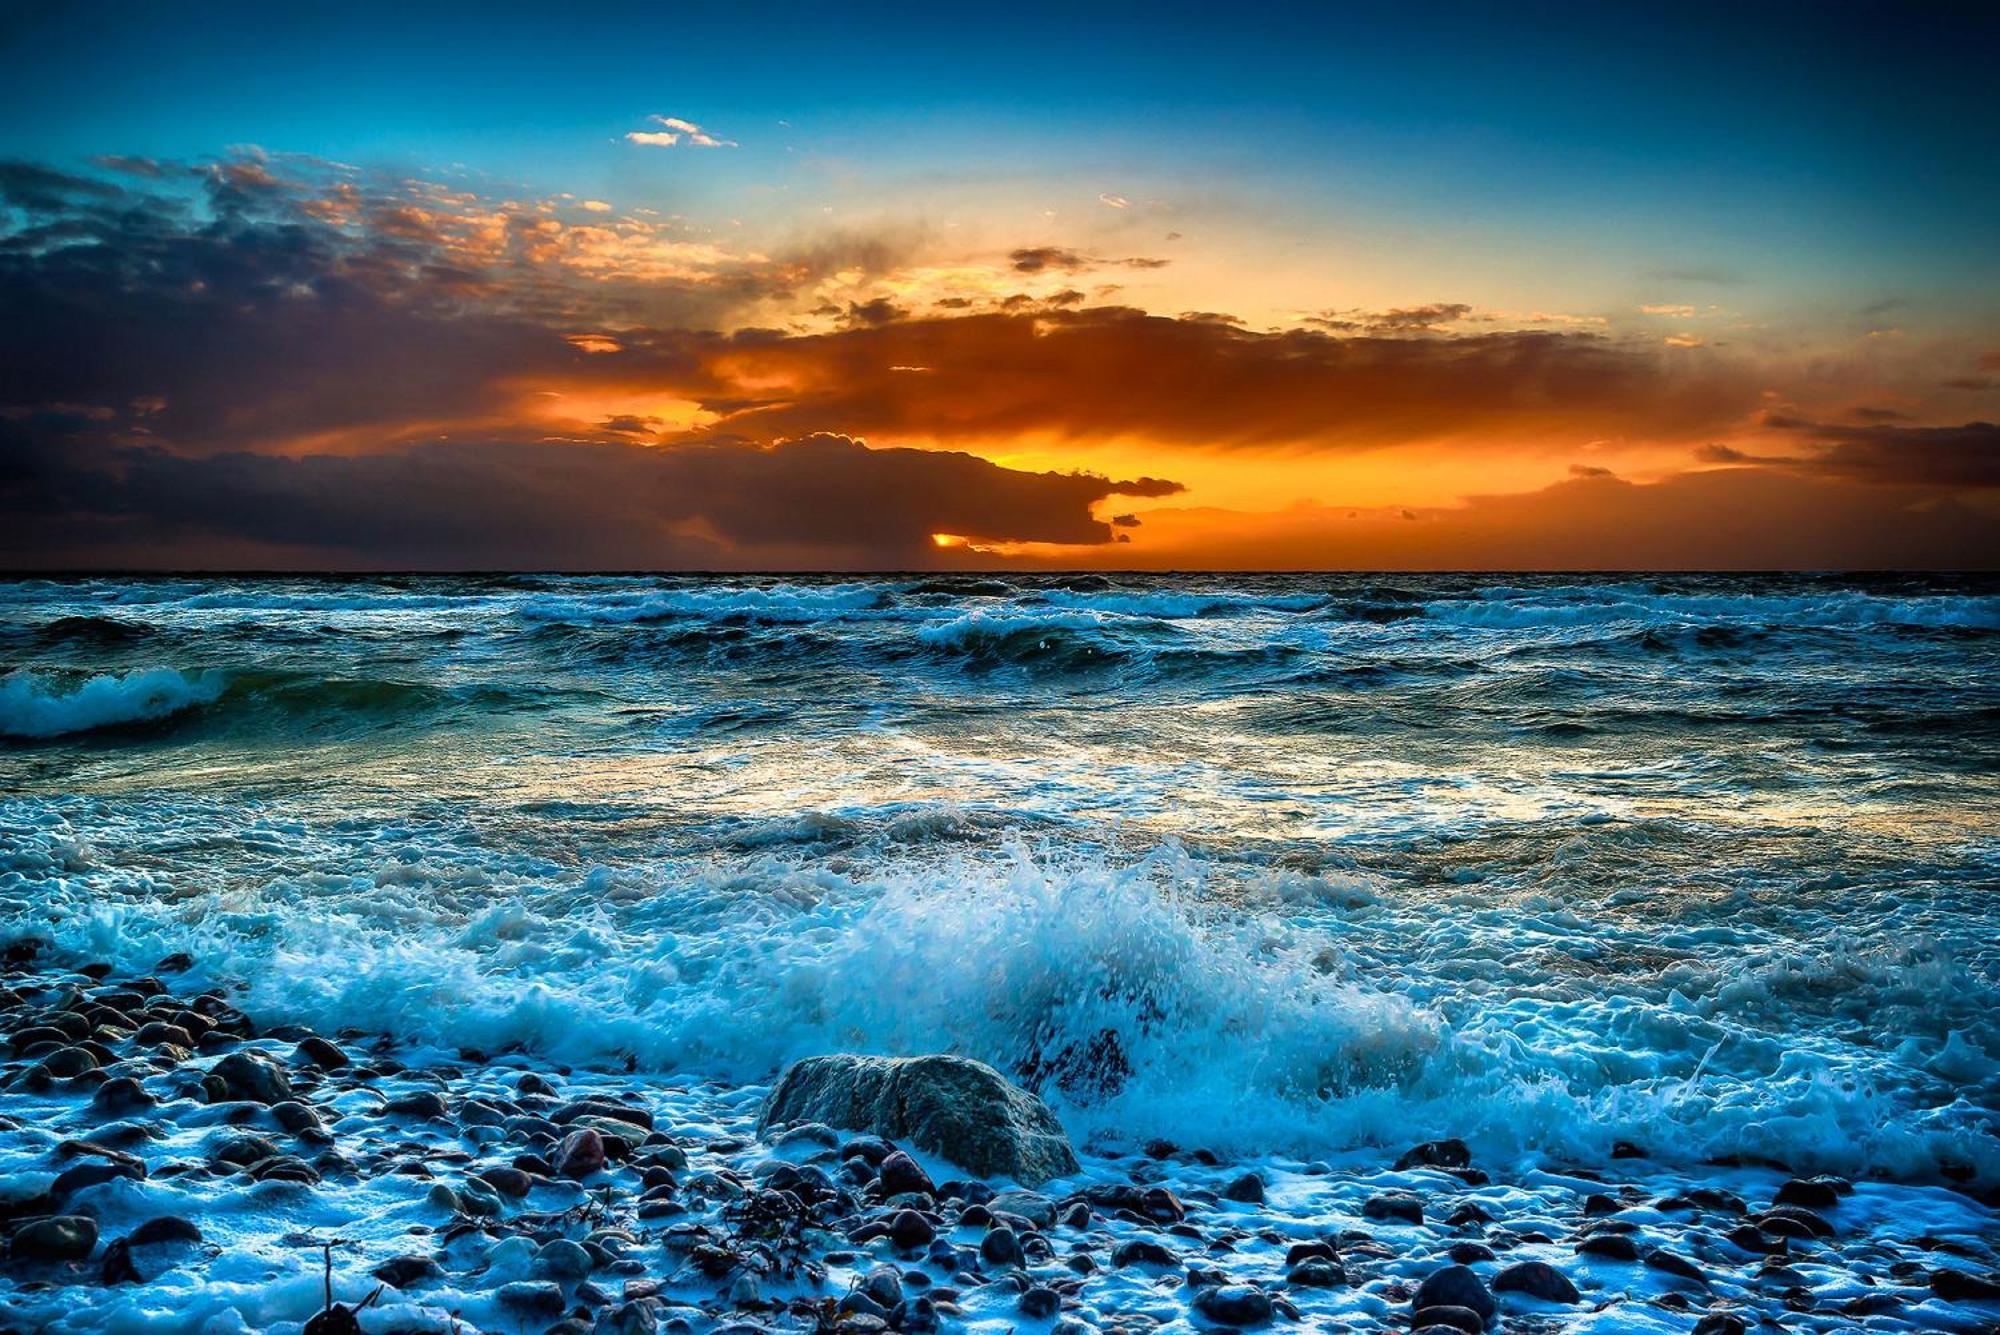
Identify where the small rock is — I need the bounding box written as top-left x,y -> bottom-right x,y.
496,1280 -> 566,1316
536,1238 -> 594,1280
555,1127 -> 607,1178
1412,1306 -> 1487,1335
1644,1249 -> 1708,1287
126,1216 -> 202,1246
384,1090 -> 448,1118
1220,1172 -> 1265,1204
1690,1315 -> 1746,1335
980,1225 -> 1024,1268
1362,1191 -> 1423,1224
889,1209 -> 936,1250
1018,1286 -> 1061,1318
877,1150 -> 935,1198
1395,1139 -> 1472,1171
373,1254 -> 443,1287
91,1076 -> 155,1113
1287,1259 -> 1344,1287
1414,1266 -> 1497,1326
1110,1238 -> 1178,1267
209,1051 -> 291,1104
1931,1268 -> 2000,1302
11,1215 -> 98,1262
293,1036 -> 349,1069
479,1165 -> 535,1198
1491,1260 -> 1580,1304
1774,1176 -> 1846,1209
989,1189 -> 1057,1229
1193,1284 -> 1273,1326
1576,1233 -> 1639,1261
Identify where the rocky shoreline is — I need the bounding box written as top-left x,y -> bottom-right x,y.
3,950 -> 1998,1335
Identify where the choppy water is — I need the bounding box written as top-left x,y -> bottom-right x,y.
2,573 -> 1997,1186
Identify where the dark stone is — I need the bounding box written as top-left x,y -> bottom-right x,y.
1414,1266 -> 1496,1325
11,1215 -> 98,1261
980,1225 -> 1024,1268
1931,1268 -> 2000,1302
91,1075 -> 156,1113
209,1051 -> 291,1104
1412,1305 -> 1486,1335
1395,1139 -> 1471,1171
384,1090 -> 448,1118
1644,1249 -> 1708,1287
1576,1233 -> 1639,1261
372,1254 -> 443,1291
1491,1260 -> 1580,1303
889,1210 -> 936,1250
1192,1284 -> 1273,1326
554,1127 -> 607,1178
1111,1238 -> 1178,1268
1690,1315 -> 1746,1335
757,1053 -> 1079,1186
1363,1191 -> 1424,1225
1774,1176 -> 1847,1209
877,1151 -> 936,1198
478,1165 -> 534,1198
1755,1204 -> 1832,1239
1287,1259 -> 1344,1287
495,1280 -> 566,1316
293,1036 -> 349,1069
52,1158 -> 143,1199
1018,1287 -> 1061,1318
1448,1242 -> 1496,1264
40,1046 -> 98,1078
128,1216 -> 203,1246
1221,1172 -> 1265,1204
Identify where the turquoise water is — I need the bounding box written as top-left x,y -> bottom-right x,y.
2,573 -> 1996,1183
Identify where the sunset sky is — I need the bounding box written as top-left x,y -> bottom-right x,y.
1,1 -> 1994,569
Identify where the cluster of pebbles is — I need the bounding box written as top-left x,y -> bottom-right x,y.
3,949 -> 1999,1335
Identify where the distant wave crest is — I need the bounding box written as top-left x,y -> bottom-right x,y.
0,667 -> 226,739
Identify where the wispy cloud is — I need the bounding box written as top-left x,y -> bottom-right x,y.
625,115 -> 738,149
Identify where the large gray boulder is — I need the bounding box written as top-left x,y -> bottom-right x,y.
758,1054 -> 1079,1186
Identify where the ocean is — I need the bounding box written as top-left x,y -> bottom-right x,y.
5,571 -> 1995,1192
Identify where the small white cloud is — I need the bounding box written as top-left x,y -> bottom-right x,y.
579,199 -> 612,213
1098,192 -> 1130,209
626,115 -> 738,149
1641,303 -> 1696,316
1664,332 -> 1706,348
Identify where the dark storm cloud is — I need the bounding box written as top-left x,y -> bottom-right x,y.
0,430 -> 1183,569
678,307 -> 1760,449
1308,303 -> 1475,334
1007,246 -> 1170,273
1759,417 -> 2000,488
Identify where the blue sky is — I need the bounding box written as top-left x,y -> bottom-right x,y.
0,1 -> 1993,568
6,1 -> 1993,297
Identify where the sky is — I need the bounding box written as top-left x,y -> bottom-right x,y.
1,0 -> 1995,570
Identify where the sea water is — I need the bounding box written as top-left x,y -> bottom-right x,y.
2,573 -> 1996,1187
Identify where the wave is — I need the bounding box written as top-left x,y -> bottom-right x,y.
0,668 -> 225,739
1038,589 -> 1327,618
1423,587 -> 2000,631
517,582 -> 894,626
6,814 -> 1992,1187
914,608 -> 1155,667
